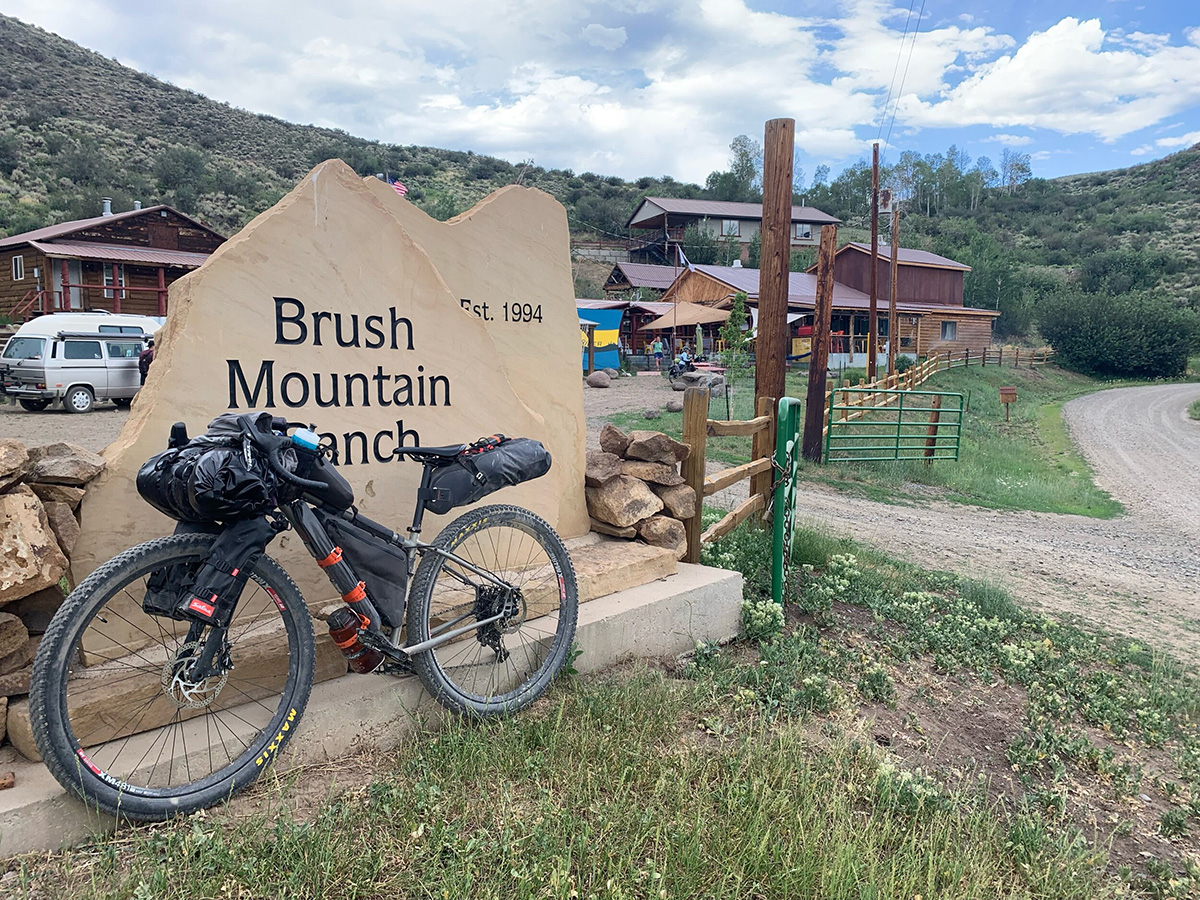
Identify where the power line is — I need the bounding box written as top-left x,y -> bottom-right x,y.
883,0 -> 927,165
877,0 -> 918,144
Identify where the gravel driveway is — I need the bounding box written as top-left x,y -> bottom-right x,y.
793,383 -> 1200,659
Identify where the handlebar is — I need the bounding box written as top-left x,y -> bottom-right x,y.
238,416 -> 330,493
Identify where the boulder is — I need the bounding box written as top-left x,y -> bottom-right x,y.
585,371 -> 611,388
665,399 -> 684,413
0,635 -> 38,677
603,367 -> 620,378
0,666 -> 31,698
652,482 -> 698,519
0,612 -> 27,659
3,585 -> 64,634
620,460 -> 684,486
43,500 -> 81,557
0,439 -> 30,491
588,517 -> 637,539
598,423 -> 631,457
637,515 -> 688,560
625,430 -> 690,465
0,695 -> 7,744
585,450 -> 623,487
585,476 -> 664,529
29,483 -> 86,510
28,442 -> 105,486
708,374 -> 727,393
671,381 -> 686,391
0,486 -> 69,605
642,408 -> 661,420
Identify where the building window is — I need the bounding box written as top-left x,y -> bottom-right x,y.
11,255 -> 24,281
792,223 -> 812,240
103,264 -> 126,299
721,219 -> 740,237
940,321 -> 957,341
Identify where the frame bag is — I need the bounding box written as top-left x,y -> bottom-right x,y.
319,513 -> 409,628
425,436 -> 552,516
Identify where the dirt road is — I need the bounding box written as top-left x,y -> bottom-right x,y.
793,383 -> 1200,659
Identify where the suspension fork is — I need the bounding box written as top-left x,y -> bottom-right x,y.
283,501 -> 383,632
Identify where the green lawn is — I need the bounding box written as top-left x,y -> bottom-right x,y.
1189,398 -> 1200,422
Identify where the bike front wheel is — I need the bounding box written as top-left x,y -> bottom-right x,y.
406,504 -> 578,716
30,532 -> 315,821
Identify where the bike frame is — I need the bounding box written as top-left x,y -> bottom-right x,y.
280,460 -> 517,661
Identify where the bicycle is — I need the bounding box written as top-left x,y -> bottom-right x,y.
29,417 -> 578,821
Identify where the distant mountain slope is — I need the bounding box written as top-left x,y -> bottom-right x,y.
0,13 -> 701,243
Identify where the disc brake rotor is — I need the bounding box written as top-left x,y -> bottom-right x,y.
161,641 -> 229,710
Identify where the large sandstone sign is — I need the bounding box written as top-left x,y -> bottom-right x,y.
73,160 -> 587,602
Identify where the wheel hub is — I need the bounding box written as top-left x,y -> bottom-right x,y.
161,641 -> 229,710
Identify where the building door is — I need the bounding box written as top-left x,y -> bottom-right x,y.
67,260 -> 83,309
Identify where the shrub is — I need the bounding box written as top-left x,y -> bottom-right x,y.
741,598 -> 784,641
1036,288 -> 1198,379
894,355 -> 915,373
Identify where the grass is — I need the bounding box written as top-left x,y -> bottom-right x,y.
1189,398 -> 1200,422
13,521 -> 1200,898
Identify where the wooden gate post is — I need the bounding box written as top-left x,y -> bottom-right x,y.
802,224 -> 837,462
680,387 -> 709,563
749,395 -> 776,509
756,118 -> 794,410
924,394 -> 943,462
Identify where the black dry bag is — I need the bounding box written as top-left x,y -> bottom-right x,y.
424,436 -> 552,516
176,517 -> 279,626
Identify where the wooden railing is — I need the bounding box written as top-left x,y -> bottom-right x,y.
680,387 -> 776,563
823,347 -> 1054,435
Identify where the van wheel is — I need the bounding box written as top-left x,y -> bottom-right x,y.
64,386 -> 94,414
19,399 -> 51,412
113,398 -> 132,409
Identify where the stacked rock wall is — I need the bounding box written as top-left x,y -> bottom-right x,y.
0,439 -> 104,753
585,424 -> 695,560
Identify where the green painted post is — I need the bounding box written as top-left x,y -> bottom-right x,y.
772,397 -> 803,605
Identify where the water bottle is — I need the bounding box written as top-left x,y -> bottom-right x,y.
292,428 -> 321,453
326,607 -> 384,674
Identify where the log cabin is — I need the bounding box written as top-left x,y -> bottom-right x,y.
1,200 -> 225,321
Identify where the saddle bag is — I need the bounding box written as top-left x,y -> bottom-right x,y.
424,436 -> 552,516
319,513 -> 409,629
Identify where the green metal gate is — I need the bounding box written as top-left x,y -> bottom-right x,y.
825,389 -> 964,462
771,397 -> 803,605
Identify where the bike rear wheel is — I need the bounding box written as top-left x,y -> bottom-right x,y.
30,532 -> 315,820
406,505 -> 578,716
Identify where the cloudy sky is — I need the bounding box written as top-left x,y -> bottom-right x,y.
7,0 -> 1200,185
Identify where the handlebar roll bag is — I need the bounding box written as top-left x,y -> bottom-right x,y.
424,437 -> 552,516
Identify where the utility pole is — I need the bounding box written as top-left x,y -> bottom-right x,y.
755,118 -> 794,412
867,141 -> 880,381
888,206 -> 899,376
802,224 -> 837,462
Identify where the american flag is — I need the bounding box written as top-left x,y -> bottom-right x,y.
391,180 -> 408,197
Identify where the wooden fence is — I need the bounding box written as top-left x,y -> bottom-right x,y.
824,347 -> 1054,435
680,387 -> 776,563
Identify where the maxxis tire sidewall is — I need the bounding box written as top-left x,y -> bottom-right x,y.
29,533 -> 316,821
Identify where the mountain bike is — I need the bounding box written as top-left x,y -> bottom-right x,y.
29,418 -> 578,821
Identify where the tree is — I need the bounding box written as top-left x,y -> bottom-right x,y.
1000,149 -> 1032,194
719,292 -> 753,393
680,221 -> 720,264
704,135 -> 762,202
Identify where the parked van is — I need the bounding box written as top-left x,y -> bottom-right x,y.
1,312 -> 162,413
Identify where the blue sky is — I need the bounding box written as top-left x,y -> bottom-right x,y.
6,1 -> 1200,187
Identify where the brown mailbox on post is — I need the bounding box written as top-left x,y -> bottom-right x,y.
999,386 -> 1017,421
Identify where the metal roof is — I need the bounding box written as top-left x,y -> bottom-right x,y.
576,298 -> 630,309
605,262 -> 681,291
674,265 -> 997,316
30,240 -> 213,268
628,197 -> 840,228
842,242 -> 971,271
0,205 -> 224,249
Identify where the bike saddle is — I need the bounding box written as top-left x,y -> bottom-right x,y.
394,444 -> 468,465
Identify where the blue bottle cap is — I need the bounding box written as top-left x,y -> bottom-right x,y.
292,428 -> 321,452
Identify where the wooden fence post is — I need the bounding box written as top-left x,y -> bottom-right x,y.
680,387 -> 709,564
842,379 -> 850,421
1014,348 -> 1020,368
749,395 -> 776,509
924,394 -> 943,463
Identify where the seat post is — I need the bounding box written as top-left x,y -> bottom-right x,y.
408,463 -> 435,535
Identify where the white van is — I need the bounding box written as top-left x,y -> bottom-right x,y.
1,312 -> 162,413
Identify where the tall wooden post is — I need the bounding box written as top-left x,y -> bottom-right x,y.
586,326 -> 596,375
157,266 -> 167,316
924,394 -> 943,462
60,259 -> 70,312
111,262 -> 122,313
755,118 -> 794,411
680,387 -> 709,563
867,142 -> 880,381
888,208 -> 899,376
802,224 -> 837,462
